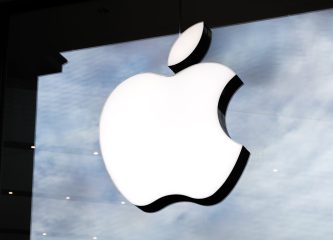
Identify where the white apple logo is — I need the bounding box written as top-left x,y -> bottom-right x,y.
100,22 -> 250,212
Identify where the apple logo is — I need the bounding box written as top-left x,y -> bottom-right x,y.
100,22 -> 250,212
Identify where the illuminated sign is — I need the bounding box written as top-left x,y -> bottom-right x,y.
100,22 -> 250,212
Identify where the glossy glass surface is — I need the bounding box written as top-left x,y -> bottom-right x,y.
32,9 -> 333,239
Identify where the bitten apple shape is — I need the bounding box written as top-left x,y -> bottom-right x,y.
100,22 -> 249,212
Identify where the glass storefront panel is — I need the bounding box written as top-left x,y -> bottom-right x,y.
32,8 -> 333,240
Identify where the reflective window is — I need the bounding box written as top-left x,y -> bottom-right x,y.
32,8 -> 333,240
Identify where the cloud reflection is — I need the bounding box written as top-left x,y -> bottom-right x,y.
32,8 -> 333,240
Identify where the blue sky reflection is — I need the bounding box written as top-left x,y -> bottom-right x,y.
32,8 -> 333,240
